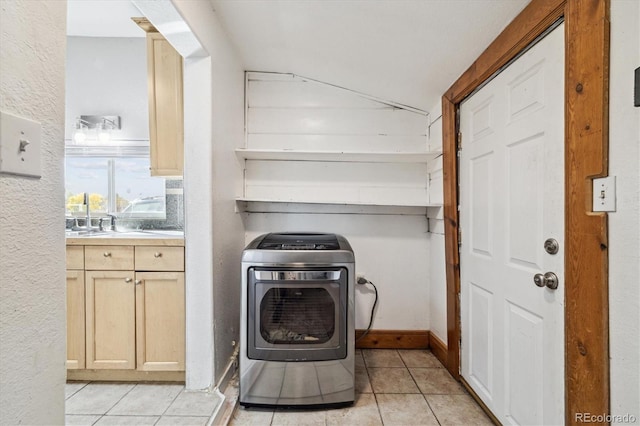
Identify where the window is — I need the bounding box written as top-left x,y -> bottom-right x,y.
65,146 -> 165,220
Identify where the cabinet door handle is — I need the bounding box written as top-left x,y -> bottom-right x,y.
154,252 -> 162,258
135,280 -> 142,285
103,252 -> 112,257
125,277 -> 132,283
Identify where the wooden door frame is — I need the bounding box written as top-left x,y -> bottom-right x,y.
442,0 -> 610,423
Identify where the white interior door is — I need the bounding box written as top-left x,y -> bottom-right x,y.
459,24 -> 565,426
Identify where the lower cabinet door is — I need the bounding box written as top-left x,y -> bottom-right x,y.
85,270 -> 136,369
135,272 -> 185,371
67,270 -> 85,369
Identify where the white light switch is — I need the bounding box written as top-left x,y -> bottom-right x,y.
593,176 -> 616,212
0,111 -> 42,178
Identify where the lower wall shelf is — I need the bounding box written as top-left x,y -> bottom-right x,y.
236,198 -> 442,215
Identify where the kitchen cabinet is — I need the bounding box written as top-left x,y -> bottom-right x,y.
133,17 -> 184,177
146,30 -> 184,177
66,238 -> 184,380
85,245 -> 134,270
86,270 -> 136,369
66,245 -> 85,369
136,272 -> 185,371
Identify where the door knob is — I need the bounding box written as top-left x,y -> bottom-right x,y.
543,272 -> 559,290
533,272 -> 559,289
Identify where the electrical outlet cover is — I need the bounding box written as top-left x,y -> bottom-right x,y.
0,111 -> 42,178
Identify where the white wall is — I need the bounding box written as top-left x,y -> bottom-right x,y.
427,104 -> 447,344
244,215 -> 430,330
609,1 -> 640,423
0,1 -> 67,424
65,37 -> 148,141
131,0 -> 217,389
169,0 -> 246,386
242,75 -> 432,330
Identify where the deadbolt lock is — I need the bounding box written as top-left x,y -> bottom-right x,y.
544,238 -> 559,255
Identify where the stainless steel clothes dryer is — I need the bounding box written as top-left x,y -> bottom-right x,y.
240,233 -> 355,408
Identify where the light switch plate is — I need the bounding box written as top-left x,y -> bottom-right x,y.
0,111 -> 42,178
593,176 -> 616,212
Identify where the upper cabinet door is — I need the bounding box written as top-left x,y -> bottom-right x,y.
147,32 -> 184,177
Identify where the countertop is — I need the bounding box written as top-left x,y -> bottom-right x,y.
66,230 -> 184,246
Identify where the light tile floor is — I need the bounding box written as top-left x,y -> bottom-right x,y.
229,349 -> 493,426
65,382 -> 219,426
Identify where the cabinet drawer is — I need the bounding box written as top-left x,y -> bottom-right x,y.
135,246 -> 184,271
85,246 -> 134,270
66,246 -> 84,270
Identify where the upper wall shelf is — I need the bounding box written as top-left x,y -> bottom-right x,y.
235,148 -> 442,163
236,197 -> 442,215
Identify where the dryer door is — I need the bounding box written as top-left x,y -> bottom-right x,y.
248,268 -> 348,361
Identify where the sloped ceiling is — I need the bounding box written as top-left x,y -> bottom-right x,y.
211,0 -> 530,112
67,0 -> 531,113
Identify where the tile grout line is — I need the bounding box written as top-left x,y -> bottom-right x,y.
65,381 -> 90,401
267,407 -> 275,426
371,390 -> 385,425
158,383 -> 186,417
399,350 -> 445,425
423,395 -> 444,426
372,349 -> 402,425
405,351 -> 462,426
102,381 -> 138,417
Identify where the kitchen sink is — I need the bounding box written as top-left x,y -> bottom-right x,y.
65,229 -> 110,237
66,229 -> 184,238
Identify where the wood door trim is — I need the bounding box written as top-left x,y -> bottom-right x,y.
442,0 -> 610,423
564,1 -> 610,421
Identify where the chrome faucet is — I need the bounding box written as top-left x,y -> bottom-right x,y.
99,214 -> 117,232
107,213 -> 117,231
84,192 -> 91,229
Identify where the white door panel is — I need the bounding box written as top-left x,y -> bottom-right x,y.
460,23 -> 564,426
470,153 -> 494,257
468,282 -> 494,399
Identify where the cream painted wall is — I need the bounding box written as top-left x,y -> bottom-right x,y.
609,1 -> 640,423
0,1 -> 67,424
